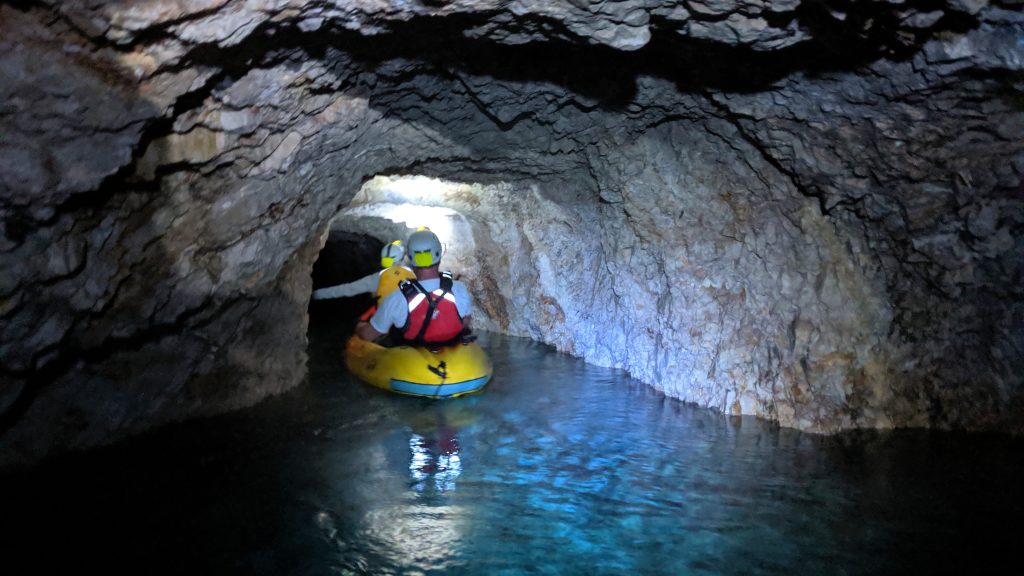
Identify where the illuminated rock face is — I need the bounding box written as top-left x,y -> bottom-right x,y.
1,1 -> 1022,465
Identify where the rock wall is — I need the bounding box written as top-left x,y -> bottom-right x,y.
1,0 -> 1021,466
340,158 -> 894,433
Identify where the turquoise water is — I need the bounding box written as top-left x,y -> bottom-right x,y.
2,327 -> 1022,575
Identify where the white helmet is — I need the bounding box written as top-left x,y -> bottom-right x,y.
407,228 -> 442,268
380,240 -> 406,268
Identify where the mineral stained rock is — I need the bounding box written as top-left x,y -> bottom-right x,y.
1,0 -> 1021,466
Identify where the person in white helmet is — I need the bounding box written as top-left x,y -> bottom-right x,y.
356,228 -> 473,346
312,240 -> 415,320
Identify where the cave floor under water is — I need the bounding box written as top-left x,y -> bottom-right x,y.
3,323 -> 1023,575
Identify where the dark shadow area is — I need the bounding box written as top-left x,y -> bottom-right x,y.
307,229 -> 382,343
159,0 -> 987,107
310,230 -> 382,291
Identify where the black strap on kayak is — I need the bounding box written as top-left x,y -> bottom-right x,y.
427,361 -> 447,379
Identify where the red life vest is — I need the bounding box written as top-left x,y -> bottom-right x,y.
400,272 -> 465,345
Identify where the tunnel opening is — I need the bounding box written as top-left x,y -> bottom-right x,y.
308,230 -> 381,340
308,174 -> 504,344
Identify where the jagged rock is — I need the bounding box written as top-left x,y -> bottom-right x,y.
1,0 -> 1022,467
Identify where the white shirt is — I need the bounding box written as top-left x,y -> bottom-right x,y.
369,276 -> 472,334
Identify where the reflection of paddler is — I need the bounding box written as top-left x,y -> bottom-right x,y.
311,240 -> 416,320
404,405 -> 476,493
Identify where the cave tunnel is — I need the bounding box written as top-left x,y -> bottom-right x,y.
2,0 -> 1024,573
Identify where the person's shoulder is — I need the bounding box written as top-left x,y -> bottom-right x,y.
386,265 -> 415,277
382,286 -> 406,303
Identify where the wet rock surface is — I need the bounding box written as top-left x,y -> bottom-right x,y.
1,0 -> 1021,466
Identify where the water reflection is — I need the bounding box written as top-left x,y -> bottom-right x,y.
316,400 -> 484,573
3,332 -> 1022,575
409,432 -> 461,493
402,404 -> 473,495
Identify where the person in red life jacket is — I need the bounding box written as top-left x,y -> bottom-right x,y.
355,228 -> 473,347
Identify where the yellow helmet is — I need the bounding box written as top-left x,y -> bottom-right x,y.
407,229 -> 442,268
380,240 -> 406,268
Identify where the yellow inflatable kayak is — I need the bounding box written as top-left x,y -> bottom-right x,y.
344,335 -> 492,398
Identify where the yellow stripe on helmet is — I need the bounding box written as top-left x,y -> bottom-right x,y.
413,251 -> 434,267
